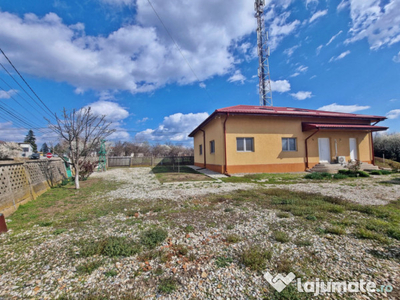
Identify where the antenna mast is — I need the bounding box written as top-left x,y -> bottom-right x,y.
255,0 -> 273,106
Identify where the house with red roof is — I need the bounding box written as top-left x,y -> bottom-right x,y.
188,105 -> 388,174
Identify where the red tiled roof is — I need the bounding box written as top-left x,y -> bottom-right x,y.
302,123 -> 388,132
216,105 -> 386,120
188,105 -> 387,137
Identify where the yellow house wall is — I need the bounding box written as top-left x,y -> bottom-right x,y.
225,115 -> 372,173
193,116 -> 225,172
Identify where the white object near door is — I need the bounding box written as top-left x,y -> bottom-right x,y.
318,138 -> 331,163
349,138 -> 358,161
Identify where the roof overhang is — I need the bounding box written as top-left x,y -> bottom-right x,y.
302,123 -> 388,132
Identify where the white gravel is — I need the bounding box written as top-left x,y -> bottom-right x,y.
92,168 -> 400,206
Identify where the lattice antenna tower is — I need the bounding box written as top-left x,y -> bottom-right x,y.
255,0 -> 273,106
98,139 -> 107,172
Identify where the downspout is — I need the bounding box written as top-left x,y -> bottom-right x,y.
371,131 -> 375,165
223,113 -> 230,176
199,129 -> 206,168
305,129 -> 320,170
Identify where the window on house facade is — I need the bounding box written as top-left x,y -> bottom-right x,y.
23,147 -> 29,152
210,140 -> 215,154
236,138 -> 254,152
282,138 -> 297,151
199,144 -> 203,155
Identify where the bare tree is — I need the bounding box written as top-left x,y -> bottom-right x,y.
46,107 -> 115,189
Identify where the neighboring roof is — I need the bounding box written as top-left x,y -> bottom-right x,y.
302,123 -> 388,132
188,105 -> 387,137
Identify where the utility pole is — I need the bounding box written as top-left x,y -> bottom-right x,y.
254,0 -> 273,106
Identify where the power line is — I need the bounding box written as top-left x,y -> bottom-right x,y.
146,0 -> 215,102
0,76 -> 47,118
0,48 -> 56,119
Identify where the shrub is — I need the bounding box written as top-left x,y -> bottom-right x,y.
239,245 -> 272,271
273,231 -> 290,243
78,160 -> 99,181
140,228 -> 168,249
304,173 -> 323,180
380,170 -> 392,175
305,215 -> 317,221
369,170 -> 382,175
38,221 -> 53,227
333,173 -> 348,179
387,228 -> 400,240
158,277 -> 178,294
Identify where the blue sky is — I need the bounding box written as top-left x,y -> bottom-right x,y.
0,0 -> 399,146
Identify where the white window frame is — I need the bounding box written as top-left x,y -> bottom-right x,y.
282,138 -> 297,152
236,137 -> 254,152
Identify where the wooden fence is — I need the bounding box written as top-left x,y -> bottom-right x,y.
107,156 -> 194,168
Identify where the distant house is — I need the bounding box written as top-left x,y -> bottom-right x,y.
188,105 -> 388,174
18,143 -> 34,158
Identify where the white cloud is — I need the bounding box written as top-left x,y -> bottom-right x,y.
344,0 -> 400,50
386,109 -> 400,119
309,10 -> 328,23
337,0 -> 349,11
267,11 -> 301,51
326,30 -> 343,46
0,0 -> 257,95
0,89 -> 17,99
135,112 -> 209,142
199,82 -> 206,88
290,65 -> 308,77
329,50 -> 351,62
290,91 -> 313,100
316,44 -> 323,55
0,122 -> 26,142
393,51 -> 400,63
318,103 -> 370,113
227,70 -> 246,84
283,45 -> 300,57
84,100 -> 129,122
271,80 -> 291,93
136,117 -> 149,124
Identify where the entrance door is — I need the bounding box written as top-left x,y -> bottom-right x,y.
349,138 -> 358,161
318,138 -> 331,163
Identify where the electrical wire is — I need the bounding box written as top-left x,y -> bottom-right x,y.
0,48 -> 56,120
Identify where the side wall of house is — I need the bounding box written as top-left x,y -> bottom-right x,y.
193,117 -> 225,173
225,115 -> 372,174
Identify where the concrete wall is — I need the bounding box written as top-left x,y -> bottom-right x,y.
193,114 -> 373,174
0,159 -> 67,217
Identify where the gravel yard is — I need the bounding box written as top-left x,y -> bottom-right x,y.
0,167 -> 399,299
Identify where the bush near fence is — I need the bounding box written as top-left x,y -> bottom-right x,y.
0,159 -> 67,217
107,156 -> 194,168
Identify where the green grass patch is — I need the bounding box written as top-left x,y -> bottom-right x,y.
104,270 -> 118,277
221,173 -> 304,184
158,277 -> 178,294
356,229 -> 390,243
78,236 -> 141,257
139,228 -> 168,249
239,245 -> 272,271
325,226 -> 346,235
276,211 -> 291,218
225,234 -> 242,243
76,260 -> 102,274
215,255 -> 233,268
273,231 -> 290,243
